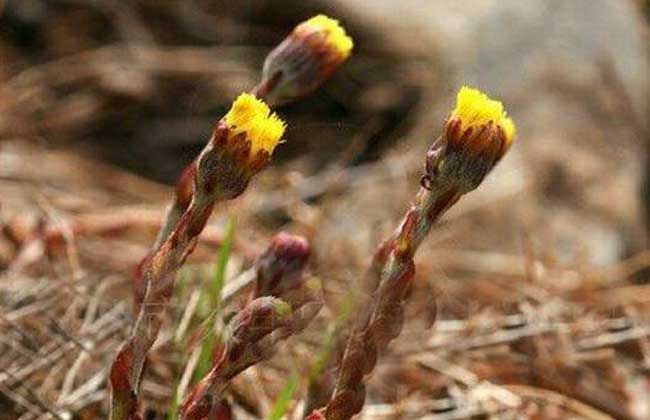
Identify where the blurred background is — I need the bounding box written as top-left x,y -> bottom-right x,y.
0,0 -> 649,419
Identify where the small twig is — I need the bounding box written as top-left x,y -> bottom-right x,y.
504,384 -> 616,420
174,289 -> 201,344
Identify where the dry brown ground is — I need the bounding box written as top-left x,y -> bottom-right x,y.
1,1 -> 649,419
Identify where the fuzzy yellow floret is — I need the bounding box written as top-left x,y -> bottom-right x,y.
299,14 -> 353,57
500,117 -> 516,146
451,86 -> 515,144
224,93 -> 286,156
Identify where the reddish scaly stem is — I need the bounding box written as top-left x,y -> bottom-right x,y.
133,159 -> 197,307
311,84 -> 517,419
133,13 -> 354,306
181,296 -> 322,419
309,137 -> 481,420
303,141 -> 451,415
320,183 -> 461,420
110,120 -> 270,420
122,14 -> 355,417
182,233 -> 319,420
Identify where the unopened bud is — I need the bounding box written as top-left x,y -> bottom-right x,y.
258,15 -> 353,105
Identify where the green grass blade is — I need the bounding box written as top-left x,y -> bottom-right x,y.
267,371 -> 299,420
166,375 -> 181,420
309,285 -> 356,381
193,218 -> 234,381
194,328 -> 216,381
209,218 -> 234,309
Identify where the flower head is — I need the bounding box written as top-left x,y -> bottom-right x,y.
257,14 -> 353,105
296,15 -> 353,59
450,86 -> 515,149
224,93 -> 286,157
430,87 -> 516,192
193,94 -> 286,201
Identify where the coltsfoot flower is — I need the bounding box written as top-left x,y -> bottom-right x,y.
309,87 -> 516,420
258,14 -> 353,105
112,83 -> 291,420
223,92 -> 286,158
194,93 -> 286,200
432,86 -> 516,192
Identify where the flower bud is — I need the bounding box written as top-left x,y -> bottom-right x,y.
194,93 -> 286,200
222,93 -> 286,159
254,232 -> 311,298
257,14 -> 353,105
434,86 -> 516,192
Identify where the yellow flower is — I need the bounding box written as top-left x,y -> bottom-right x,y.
259,14 -> 354,105
450,86 -> 515,146
434,87 -> 516,192
297,14 -> 354,58
224,93 -> 286,156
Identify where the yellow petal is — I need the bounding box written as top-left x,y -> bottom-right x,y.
298,14 -> 353,58
451,86 -> 515,144
225,93 -> 286,156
